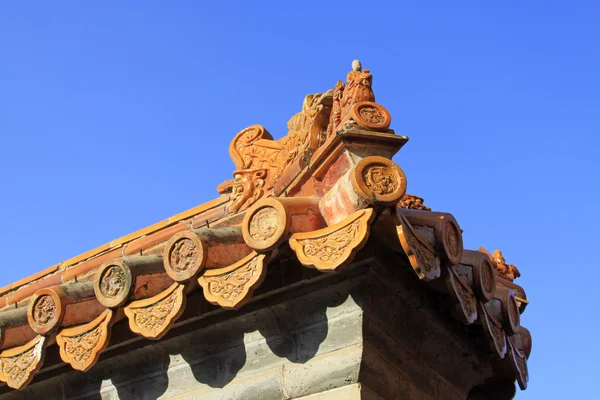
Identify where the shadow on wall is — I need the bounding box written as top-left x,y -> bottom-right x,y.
175,281 -> 353,389
0,341 -> 172,400
258,282 -> 351,365
1,277 -> 359,400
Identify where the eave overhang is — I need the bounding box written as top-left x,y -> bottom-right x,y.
0,61 -> 531,396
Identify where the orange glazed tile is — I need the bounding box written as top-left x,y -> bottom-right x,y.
109,219 -> 170,248
62,243 -> 111,269
124,222 -> 190,256
110,198 -> 226,248
6,274 -> 62,306
190,206 -> 228,229
169,197 -> 228,222
61,247 -> 124,283
0,199 -> 228,298
0,264 -> 62,297
272,157 -> 307,196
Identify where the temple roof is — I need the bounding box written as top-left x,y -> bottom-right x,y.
0,61 -> 531,395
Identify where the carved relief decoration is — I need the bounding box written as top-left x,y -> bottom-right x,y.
32,295 -> 56,328
326,60 -> 393,134
163,231 -> 207,282
0,335 -> 46,390
363,165 -> 400,196
444,222 -> 461,262
396,213 -> 441,281
446,266 -> 478,324
289,208 -> 375,272
169,238 -> 199,273
477,302 -> 507,360
219,60 -> 392,214
481,263 -> 495,298
340,60 -> 375,119
248,207 -> 280,242
56,309 -> 115,372
28,289 -> 64,335
218,167 -> 268,215
124,282 -> 187,340
472,254 -> 496,303
198,252 -> 268,310
509,294 -> 521,332
242,199 -> 289,252
398,194 -> 431,211
326,80 -> 345,137
359,104 -> 386,124
347,102 -> 391,131
0,60 -> 536,395
218,90 -> 333,214
352,156 -> 407,205
507,337 -> 529,390
99,265 -> 127,300
478,247 -> 521,281
497,289 -> 521,336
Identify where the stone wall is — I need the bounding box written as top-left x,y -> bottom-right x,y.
0,260 -> 492,400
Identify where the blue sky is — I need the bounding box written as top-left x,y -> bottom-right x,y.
1,2 -> 598,398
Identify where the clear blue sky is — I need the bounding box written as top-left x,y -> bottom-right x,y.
1,2 -> 598,398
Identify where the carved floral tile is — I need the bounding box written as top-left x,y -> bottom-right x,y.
0,335 -> 46,390
124,282 -> 187,340
198,251 -> 268,310
56,309 -> 115,372
289,208 -> 375,272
